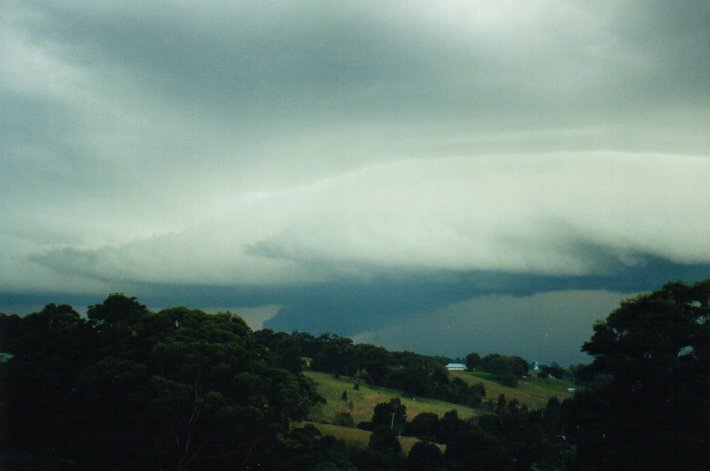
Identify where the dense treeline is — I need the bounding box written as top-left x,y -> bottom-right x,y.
563,279 -> 710,470
255,330 -> 487,407
256,328 -> 538,395
0,278 -> 708,470
358,395 -> 572,470
0,295 -> 322,469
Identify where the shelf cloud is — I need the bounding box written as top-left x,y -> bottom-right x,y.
30,153 -> 710,287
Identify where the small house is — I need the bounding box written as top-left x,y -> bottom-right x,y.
445,362 -> 467,371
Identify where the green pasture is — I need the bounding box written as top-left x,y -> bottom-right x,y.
451,371 -> 573,409
304,371 -> 478,425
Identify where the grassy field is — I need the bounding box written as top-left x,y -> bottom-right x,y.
302,369 -> 571,453
304,371 -> 478,425
450,371 -> 573,409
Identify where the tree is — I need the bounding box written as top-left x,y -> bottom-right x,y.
540,362 -> 564,379
444,428 -> 513,471
371,398 -> 407,435
368,428 -> 404,470
508,355 -> 529,377
253,329 -> 304,373
353,343 -> 392,385
279,424 -> 360,470
405,441 -> 444,471
465,352 -> 481,370
436,410 -> 467,445
88,293 -> 148,336
405,412 -> 439,442
332,412 -> 355,427
481,354 -> 518,386
6,303 -> 94,459
4,296 -> 322,470
567,279 -> 710,470
311,335 -> 356,376
136,308 -> 319,470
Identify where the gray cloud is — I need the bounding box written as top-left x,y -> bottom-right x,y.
28,153 -> 710,290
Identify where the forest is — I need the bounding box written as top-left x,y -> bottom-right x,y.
0,279 -> 708,470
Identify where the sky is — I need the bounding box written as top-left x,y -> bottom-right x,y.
2,0 -> 709,364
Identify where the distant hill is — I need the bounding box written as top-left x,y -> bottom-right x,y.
450,371 -> 573,409
304,370 -> 478,426
304,369 -> 573,454
305,368 -> 572,429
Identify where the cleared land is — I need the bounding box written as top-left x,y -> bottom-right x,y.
304,371 -> 478,425
450,371 -> 573,409
302,369 -> 572,453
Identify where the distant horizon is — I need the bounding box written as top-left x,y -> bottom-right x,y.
6,275 -> 710,366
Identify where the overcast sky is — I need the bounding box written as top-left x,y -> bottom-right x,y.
2,0 -> 709,364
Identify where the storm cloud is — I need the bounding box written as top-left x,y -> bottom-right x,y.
29,153 -> 710,287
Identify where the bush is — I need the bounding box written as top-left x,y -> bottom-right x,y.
332,412 -> 355,428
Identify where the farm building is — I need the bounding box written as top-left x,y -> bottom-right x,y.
445,362 -> 466,371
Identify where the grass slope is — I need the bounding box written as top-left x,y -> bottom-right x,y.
451,371 -> 573,409
304,370 -> 477,425
302,369 -> 571,453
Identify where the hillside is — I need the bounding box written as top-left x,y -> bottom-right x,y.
304,368 -> 572,427
304,370 -> 478,425
450,371 -> 573,409
303,369 -> 572,455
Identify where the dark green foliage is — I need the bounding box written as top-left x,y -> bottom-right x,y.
368,429 -> 404,470
311,334 -> 357,376
496,393 -> 507,414
332,412 -> 355,428
566,279 -> 710,471
6,303 -> 95,458
436,410 -> 468,445
444,428 -> 514,471
480,353 -> 526,386
405,441 -> 444,471
277,425 -> 359,471
253,328 -> 305,373
3,294 -> 321,470
371,398 -> 407,435
405,412 -> 439,442
353,343 -> 392,385
6,279 -> 704,469
508,355 -> 530,376
539,362 -> 565,379
294,333 -> 486,407
0,312 -> 21,353
465,351 -> 481,370
401,403 -> 572,470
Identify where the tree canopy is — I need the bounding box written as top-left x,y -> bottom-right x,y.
2,280 -> 708,470
568,279 -> 710,470
2,294 -> 321,470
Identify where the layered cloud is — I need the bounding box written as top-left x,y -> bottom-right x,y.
28,152 -> 710,288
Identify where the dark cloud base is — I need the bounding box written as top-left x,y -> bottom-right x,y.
3,258 -> 708,318
266,261 -> 708,332
3,258 -> 708,364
